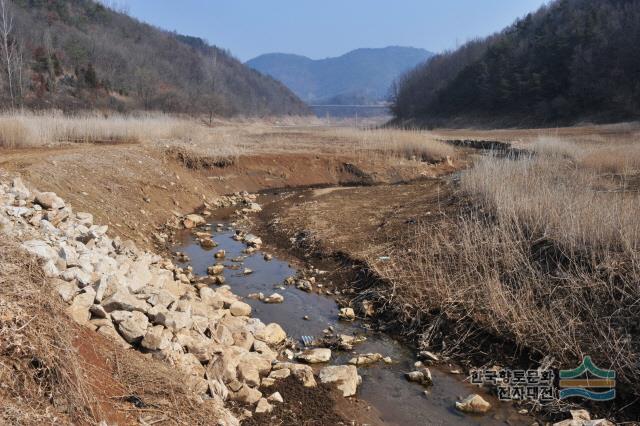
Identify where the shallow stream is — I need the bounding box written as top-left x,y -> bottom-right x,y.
175,219 -> 529,426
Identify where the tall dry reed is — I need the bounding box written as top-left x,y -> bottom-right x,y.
371,137 -> 640,392
0,111 -> 201,148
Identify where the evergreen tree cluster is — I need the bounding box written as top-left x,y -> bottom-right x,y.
392,0 -> 640,126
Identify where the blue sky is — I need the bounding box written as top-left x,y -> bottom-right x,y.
115,0 -> 549,61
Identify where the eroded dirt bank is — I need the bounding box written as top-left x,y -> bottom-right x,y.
0,141 -> 450,253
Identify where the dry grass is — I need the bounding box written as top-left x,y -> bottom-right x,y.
329,127 -> 456,163
0,239 -> 91,424
0,111 -> 202,148
532,136 -> 640,174
0,239 -> 229,425
370,137 -> 640,398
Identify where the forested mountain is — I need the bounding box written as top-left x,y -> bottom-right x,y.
247,47 -> 432,105
1,0 -> 308,115
392,0 -> 640,127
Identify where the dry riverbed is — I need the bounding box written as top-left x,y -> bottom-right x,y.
1,122 -> 630,425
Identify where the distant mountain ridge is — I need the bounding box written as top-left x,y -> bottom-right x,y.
247,46 -> 433,105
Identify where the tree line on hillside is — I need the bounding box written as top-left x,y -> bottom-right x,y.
392,0 -> 640,127
0,0 -> 308,116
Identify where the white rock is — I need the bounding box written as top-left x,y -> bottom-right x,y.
230,384 -> 262,405
59,245 -> 79,267
183,214 -> 205,229
22,240 -> 58,262
54,279 -> 78,303
455,394 -> 492,414
154,310 -> 193,332
89,304 -> 109,319
254,323 -> 286,345
66,292 -> 94,324
229,301 -> 252,317
338,307 -> 355,321
5,206 -> 30,217
273,363 -> 316,387
110,310 -> 133,323
243,234 -> 262,246
297,348 -> 331,364
118,311 -> 149,343
319,365 -> 361,397
76,212 -> 93,226
42,260 -> 60,278
267,392 -> 283,403
126,258 -> 153,293
61,267 -> 93,287
255,398 -> 273,414
102,290 -> 149,313
141,325 -> 172,351
199,287 -> 224,308
264,293 -> 284,304
35,192 -> 65,210
348,353 -> 383,366
10,177 -> 30,199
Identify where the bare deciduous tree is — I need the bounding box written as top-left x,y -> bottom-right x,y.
0,0 -> 15,106
0,0 -> 23,108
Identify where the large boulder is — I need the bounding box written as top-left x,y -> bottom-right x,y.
230,384 -> 262,405
319,365 -> 361,397
102,290 -> 149,313
175,352 -> 206,378
35,191 -> 65,210
199,287 -> 225,309
22,240 -> 58,262
154,310 -> 193,332
254,323 -> 286,345
126,257 -> 153,292
255,398 -> 273,414
229,301 -> 252,317
272,363 -> 316,387
207,346 -> 248,384
58,244 -> 79,267
54,279 -> 79,303
118,311 -> 149,343
66,292 -> 94,324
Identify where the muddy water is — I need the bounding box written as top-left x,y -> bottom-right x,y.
175,223 -> 529,426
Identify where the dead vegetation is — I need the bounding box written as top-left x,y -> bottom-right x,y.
370,137 -> 640,402
0,111 -> 200,148
328,127 -> 456,163
0,239 -> 230,425
0,239 -> 85,424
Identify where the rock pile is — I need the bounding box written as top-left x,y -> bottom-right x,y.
0,178 -> 335,421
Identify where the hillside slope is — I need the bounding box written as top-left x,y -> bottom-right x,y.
247,46 -> 432,105
392,0 -> 640,127
4,0 -> 308,116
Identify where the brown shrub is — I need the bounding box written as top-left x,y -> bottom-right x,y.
370,141 -> 640,395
